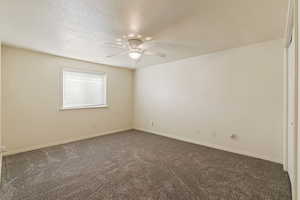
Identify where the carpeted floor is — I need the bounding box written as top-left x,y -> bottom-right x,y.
0,130 -> 291,200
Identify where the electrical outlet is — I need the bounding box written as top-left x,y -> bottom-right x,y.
212,131 -> 217,137
230,134 -> 237,140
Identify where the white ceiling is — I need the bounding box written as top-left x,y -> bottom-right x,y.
0,0 -> 288,68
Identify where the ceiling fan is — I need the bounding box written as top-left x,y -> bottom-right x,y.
103,34 -> 166,63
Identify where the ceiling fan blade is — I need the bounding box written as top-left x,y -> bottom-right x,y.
102,42 -> 127,49
139,41 -> 157,49
106,50 -> 128,58
144,50 -> 166,58
140,40 -> 196,51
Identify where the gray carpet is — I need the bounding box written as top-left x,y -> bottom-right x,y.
0,130 -> 291,200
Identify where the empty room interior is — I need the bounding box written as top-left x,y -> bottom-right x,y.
0,0 -> 299,199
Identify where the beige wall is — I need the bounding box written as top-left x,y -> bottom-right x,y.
2,46 -> 133,155
1,40 -> 285,164
134,39 -> 284,163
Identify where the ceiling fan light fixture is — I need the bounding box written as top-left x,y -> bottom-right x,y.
128,51 -> 142,60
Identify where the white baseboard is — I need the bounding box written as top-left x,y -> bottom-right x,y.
134,128 -> 282,164
5,128 -> 282,164
4,128 -> 133,156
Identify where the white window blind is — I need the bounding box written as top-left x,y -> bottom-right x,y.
62,69 -> 107,109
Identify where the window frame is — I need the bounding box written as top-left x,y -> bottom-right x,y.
59,68 -> 108,110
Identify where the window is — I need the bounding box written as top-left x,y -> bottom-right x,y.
61,69 -> 107,110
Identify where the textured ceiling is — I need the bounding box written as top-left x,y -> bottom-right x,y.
0,0 -> 288,68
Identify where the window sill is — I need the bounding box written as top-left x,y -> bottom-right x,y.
60,105 -> 109,111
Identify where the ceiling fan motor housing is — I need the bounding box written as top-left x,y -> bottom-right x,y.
128,39 -> 143,49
